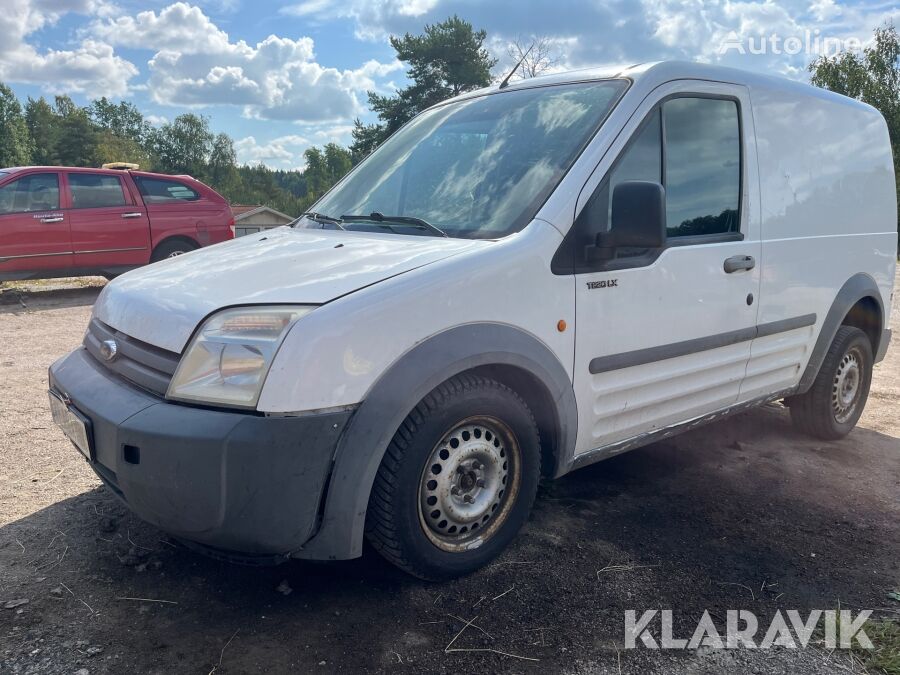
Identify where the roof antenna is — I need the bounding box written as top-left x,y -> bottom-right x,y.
498,43 -> 534,89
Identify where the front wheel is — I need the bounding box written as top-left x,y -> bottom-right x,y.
365,375 -> 541,580
789,325 -> 873,440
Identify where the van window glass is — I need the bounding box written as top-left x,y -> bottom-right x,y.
0,173 -> 60,215
663,98 -> 740,237
69,173 -> 127,208
306,80 -> 628,239
135,177 -> 200,203
578,108 -> 662,238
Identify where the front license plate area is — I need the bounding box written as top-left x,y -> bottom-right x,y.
48,390 -> 94,461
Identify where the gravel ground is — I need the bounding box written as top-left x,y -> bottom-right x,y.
0,277 -> 898,674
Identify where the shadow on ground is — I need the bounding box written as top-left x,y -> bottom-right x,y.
2,404 -> 899,674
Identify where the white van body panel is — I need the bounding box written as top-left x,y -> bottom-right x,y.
738,78 -> 897,401
259,220 -> 575,412
93,227 -> 489,353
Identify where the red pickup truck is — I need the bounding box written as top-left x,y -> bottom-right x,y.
0,166 -> 234,281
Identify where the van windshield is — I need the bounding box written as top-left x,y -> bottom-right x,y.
301,80 -> 628,239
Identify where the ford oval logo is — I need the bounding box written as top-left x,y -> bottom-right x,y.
100,339 -> 118,362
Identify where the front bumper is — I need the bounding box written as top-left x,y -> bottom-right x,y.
49,348 -> 352,559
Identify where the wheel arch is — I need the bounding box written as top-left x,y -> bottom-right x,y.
798,273 -> 886,394
294,322 -> 578,561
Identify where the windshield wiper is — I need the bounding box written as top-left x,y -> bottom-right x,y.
341,212 -> 448,237
300,211 -> 346,230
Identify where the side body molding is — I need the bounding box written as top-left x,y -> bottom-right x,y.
295,322 -> 578,560
797,272 -> 886,393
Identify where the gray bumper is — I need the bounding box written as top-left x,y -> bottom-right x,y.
49,348 -> 352,559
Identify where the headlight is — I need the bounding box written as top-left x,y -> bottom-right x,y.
167,306 -> 314,408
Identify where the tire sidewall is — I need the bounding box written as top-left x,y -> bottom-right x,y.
388,387 -> 540,579
151,240 -> 195,263
824,330 -> 873,436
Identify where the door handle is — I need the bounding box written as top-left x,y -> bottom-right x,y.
40,216 -> 64,223
724,255 -> 755,273
122,212 -> 144,219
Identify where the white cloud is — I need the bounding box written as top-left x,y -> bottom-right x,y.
92,2 -> 233,54
0,0 -> 136,97
289,0 -> 899,80
91,3 -> 403,123
235,134 -> 310,166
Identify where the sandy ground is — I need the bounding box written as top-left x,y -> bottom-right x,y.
0,277 -> 898,674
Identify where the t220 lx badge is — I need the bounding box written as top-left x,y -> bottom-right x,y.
587,279 -> 618,290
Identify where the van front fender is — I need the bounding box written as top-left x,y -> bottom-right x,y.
294,322 -> 577,560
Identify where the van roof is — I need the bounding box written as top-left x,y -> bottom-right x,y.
438,60 -> 875,114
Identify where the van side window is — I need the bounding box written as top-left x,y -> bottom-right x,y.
69,173 -> 128,209
0,173 -> 60,215
663,98 -> 741,237
578,108 -> 662,239
134,177 -> 200,203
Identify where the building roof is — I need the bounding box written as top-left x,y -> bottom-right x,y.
231,205 -> 295,221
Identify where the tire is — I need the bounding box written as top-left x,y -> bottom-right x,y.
151,239 -> 197,263
789,325 -> 873,440
365,374 -> 541,580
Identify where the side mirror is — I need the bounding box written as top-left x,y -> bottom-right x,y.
587,181 -> 667,261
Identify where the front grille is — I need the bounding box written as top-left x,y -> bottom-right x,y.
84,319 -> 180,397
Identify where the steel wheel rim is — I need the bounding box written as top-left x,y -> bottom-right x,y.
167,250 -> 186,258
417,416 -> 521,553
832,347 -> 863,424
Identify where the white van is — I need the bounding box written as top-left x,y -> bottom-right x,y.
49,62 -> 896,579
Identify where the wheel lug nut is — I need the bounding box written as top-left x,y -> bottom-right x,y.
472,460 -> 481,470
463,494 -> 474,504
451,486 -> 460,496
476,479 -> 485,488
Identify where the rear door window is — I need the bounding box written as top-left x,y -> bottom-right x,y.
134,177 -> 200,203
68,173 -> 128,209
0,173 -> 60,214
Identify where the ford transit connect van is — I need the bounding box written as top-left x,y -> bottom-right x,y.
49,62 -> 896,580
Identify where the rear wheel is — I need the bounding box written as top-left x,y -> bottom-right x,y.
365,374 -> 541,580
151,239 -> 197,263
789,325 -> 873,440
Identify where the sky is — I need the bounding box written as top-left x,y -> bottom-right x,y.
1,0 -> 897,171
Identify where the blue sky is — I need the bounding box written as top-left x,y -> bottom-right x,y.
1,0 -> 897,170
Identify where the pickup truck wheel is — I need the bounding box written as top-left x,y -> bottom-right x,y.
151,240 -> 197,262
789,325 -> 873,440
365,374 -> 540,580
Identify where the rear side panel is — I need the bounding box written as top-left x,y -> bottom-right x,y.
131,174 -> 233,249
740,82 -> 897,402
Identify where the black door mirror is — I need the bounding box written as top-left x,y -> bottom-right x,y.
587,181 -> 666,261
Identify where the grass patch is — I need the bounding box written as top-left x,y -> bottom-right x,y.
854,618 -> 900,675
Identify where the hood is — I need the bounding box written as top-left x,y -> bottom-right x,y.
94,227 -> 488,353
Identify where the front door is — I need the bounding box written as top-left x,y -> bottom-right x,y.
65,171 -> 151,269
0,171 -> 71,278
569,82 -> 762,457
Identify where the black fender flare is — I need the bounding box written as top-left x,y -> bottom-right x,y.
797,273 -> 885,393
295,322 -> 578,560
